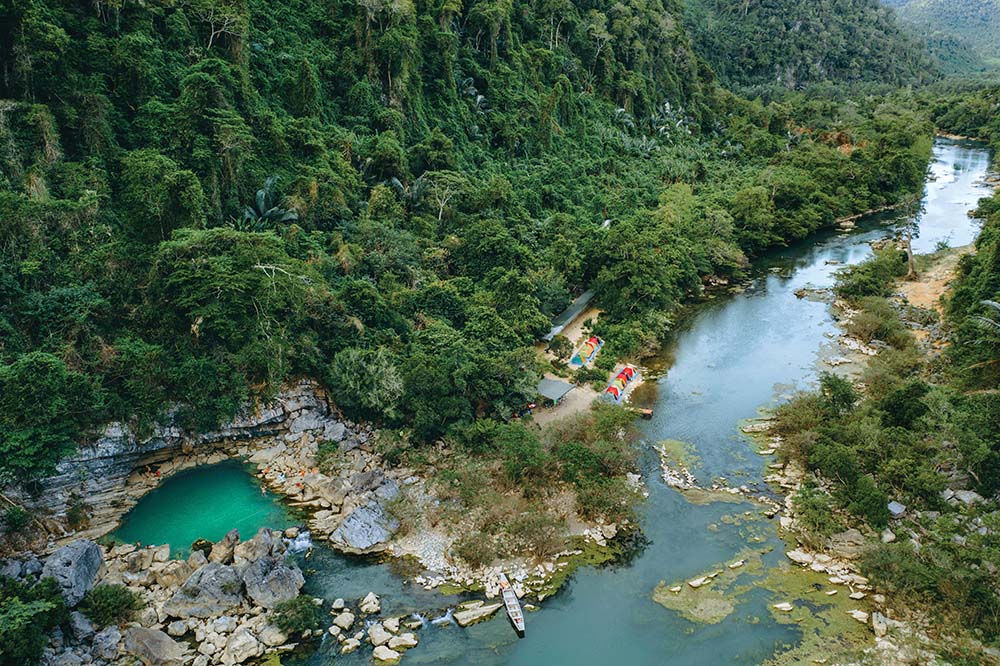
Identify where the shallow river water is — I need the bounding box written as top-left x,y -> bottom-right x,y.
115,139 -> 992,665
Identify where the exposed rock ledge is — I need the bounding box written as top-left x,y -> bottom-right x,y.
3,380 -> 398,553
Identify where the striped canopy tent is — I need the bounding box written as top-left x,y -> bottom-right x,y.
572,336 -> 602,365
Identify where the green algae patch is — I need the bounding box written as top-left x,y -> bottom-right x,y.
532,536 -> 618,599
653,585 -> 736,624
656,439 -> 701,469
676,487 -> 752,506
652,549 -> 766,625
760,563 -> 871,666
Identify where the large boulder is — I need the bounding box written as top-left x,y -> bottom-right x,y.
827,528 -> 867,560
154,560 -> 193,589
453,603 -> 503,627
220,627 -> 262,665
240,557 -> 304,609
329,502 -> 399,553
42,540 -> 104,606
123,627 -> 189,666
233,528 -> 283,566
67,611 -> 95,643
209,529 -> 240,564
162,563 -> 243,618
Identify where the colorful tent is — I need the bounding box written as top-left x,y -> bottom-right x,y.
604,365 -> 638,403
570,336 -> 604,366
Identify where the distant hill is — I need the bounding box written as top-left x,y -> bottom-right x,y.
684,0 -> 938,92
885,0 -> 1000,63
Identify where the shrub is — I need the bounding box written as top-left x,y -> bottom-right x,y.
835,248 -> 907,299
878,380 -> 930,429
574,366 -> 606,385
80,584 -> 144,626
840,475 -> 889,528
1,507 -> 29,533
575,478 -> 639,522
272,596 -> 324,635
818,372 -> 856,416
774,394 -> 826,435
0,577 -> 67,666
547,335 -> 574,361
793,480 -> 841,546
453,532 -> 500,568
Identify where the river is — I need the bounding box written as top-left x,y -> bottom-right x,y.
116,138 -> 993,664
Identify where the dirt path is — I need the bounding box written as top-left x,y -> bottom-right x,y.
899,245 -> 973,313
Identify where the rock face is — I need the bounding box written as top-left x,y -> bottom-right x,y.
827,528 -> 867,560
241,556 -> 304,609
163,563 -> 243,618
5,381 -> 345,537
42,540 -> 104,606
124,627 -> 189,666
330,501 -> 399,553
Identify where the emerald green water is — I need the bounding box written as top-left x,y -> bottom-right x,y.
113,460 -> 294,556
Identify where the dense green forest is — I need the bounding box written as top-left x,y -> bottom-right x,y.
884,0 -> 1000,64
682,0 -> 937,93
0,0 -> 935,487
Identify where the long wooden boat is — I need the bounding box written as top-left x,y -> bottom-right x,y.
499,573 -> 525,636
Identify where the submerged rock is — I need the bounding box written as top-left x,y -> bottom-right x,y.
42,540 -> 104,607
373,645 -> 401,663
453,602 -> 502,627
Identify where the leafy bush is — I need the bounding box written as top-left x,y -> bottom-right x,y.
818,372 -> 856,416
878,380 -> 930,429
1,507 -> 29,533
575,478 -> 640,523
453,532 -> 500,568
0,577 -> 67,666
835,248 -> 908,299
774,394 -> 826,435
272,596 -> 324,635
80,584 -> 144,626
792,480 -> 841,546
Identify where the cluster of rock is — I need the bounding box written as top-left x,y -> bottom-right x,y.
9,528 -> 310,666
325,592 -> 422,663
249,426 -> 404,554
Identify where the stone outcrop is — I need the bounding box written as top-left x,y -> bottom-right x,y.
124,627 -> 190,666
240,556 -> 304,609
163,563 -> 243,619
330,501 -> 399,553
42,540 -> 104,606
